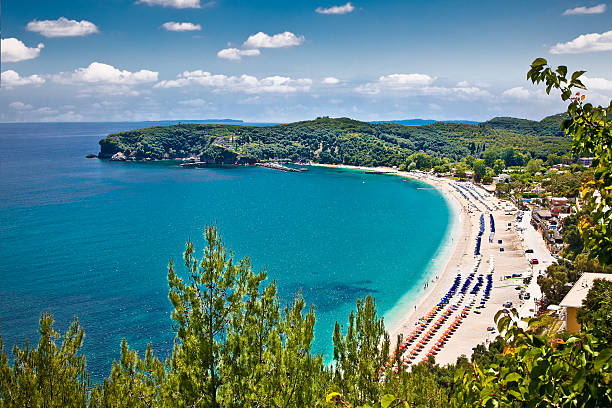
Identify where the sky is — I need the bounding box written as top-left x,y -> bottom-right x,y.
1,0 -> 611,122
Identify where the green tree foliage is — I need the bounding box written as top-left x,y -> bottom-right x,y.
482,149 -> 498,168
163,226 -> 326,407
98,115 -> 571,167
537,260 -> 581,306
1,228 -> 329,408
331,296 -> 390,405
562,214 -> 584,260
328,309 -> 612,407
546,153 -> 562,166
541,170 -> 592,198
99,339 -> 166,406
380,360 -> 455,408
0,313 -> 91,407
538,255 -> 612,307
472,159 -> 486,183
493,159 -> 505,175
576,279 -> 612,343
528,58 -> 612,264
452,309 -> 612,407
454,169 -> 468,180
525,158 -> 542,174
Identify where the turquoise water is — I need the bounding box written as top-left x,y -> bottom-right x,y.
0,122 -> 450,379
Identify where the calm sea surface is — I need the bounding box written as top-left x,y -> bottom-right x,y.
0,122 -> 450,379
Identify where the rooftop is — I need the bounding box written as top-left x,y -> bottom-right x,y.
535,209 -> 552,218
559,273 -> 612,308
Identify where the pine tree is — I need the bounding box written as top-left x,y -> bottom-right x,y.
332,295 -> 390,405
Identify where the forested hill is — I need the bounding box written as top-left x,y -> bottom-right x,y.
98,114 -> 570,167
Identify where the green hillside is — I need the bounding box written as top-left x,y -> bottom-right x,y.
98,114 -> 571,166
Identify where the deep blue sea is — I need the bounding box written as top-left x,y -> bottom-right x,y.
0,122 -> 450,379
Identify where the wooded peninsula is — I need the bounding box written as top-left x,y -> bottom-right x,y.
98,114 -> 570,167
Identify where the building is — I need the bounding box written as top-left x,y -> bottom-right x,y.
578,157 -> 594,167
495,173 -> 511,183
550,197 -> 570,216
531,210 -> 564,252
551,197 -> 569,207
559,273 -> 612,333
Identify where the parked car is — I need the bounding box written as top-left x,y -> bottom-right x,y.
525,249 -> 534,253
503,301 -> 513,308
529,258 -> 539,265
512,273 -> 522,278
500,247 -> 505,252
498,239 -> 503,244
524,293 -> 531,300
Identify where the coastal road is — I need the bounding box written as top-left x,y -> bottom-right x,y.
515,211 -> 554,322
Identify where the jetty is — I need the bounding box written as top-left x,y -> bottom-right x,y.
255,162 -> 304,172
179,161 -> 209,168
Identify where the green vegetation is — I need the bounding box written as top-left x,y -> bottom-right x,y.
2,225 -> 610,408
537,255 -> 612,308
1,227 -> 331,407
3,59 -> 612,407
329,309 -> 611,408
577,279 -> 612,343
527,58 -> 612,265
98,115 -> 571,167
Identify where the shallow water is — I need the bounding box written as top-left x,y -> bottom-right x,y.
0,122 -> 450,379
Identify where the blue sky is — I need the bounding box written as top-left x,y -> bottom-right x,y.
1,0 -> 611,122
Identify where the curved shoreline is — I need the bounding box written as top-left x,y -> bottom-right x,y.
311,163 -> 529,366
383,173 -> 465,339
309,164 -> 465,331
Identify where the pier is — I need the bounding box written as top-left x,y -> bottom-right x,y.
255,162 -> 304,172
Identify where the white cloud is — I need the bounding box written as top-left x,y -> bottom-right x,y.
155,70 -> 312,93
583,76 -> 612,91
315,2 -> 355,14
217,48 -> 261,60
356,73 -> 435,94
501,87 -> 550,101
8,104 -> 67,119
135,0 -> 211,8
1,70 -> 46,88
378,73 -> 435,88
53,62 -> 158,85
71,84 -> 144,97
501,87 -> 531,100
26,17 -> 99,38
41,111 -> 85,122
243,31 -> 305,49
563,4 -> 607,15
421,86 -> 493,99
218,31 -> 304,60
178,98 -> 209,106
162,21 -> 202,31
34,107 -> 57,115
322,77 -> 340,84
9,101 -> 33,110
355,73 -> 494,101
550,30 -> 612,54
1,38 -> 44,63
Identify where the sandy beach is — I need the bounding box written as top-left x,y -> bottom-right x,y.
312,163 -> 537,366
